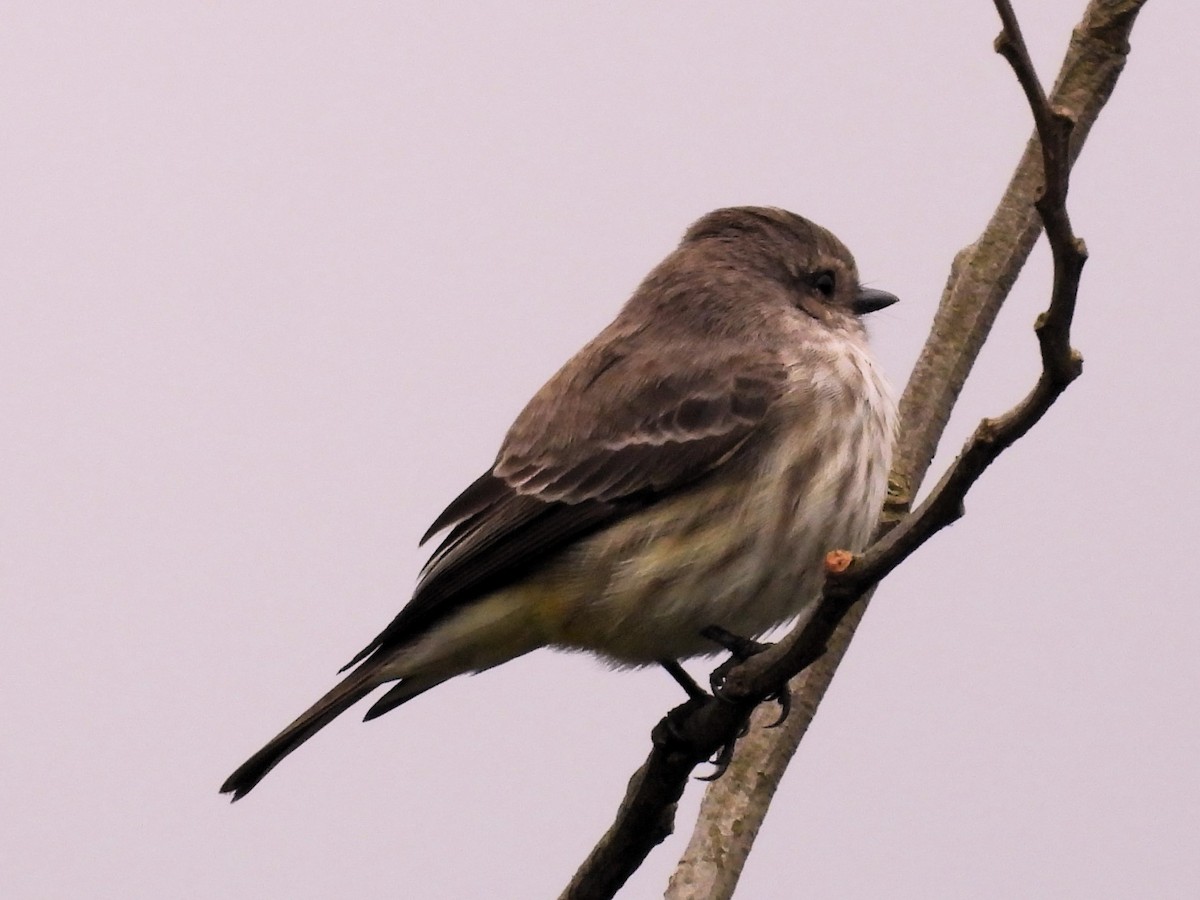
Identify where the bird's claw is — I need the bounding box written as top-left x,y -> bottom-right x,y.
654,697 -> 742,782
697,735 -> 739,781
763,684 -> 791,728
701,624 -> 792,727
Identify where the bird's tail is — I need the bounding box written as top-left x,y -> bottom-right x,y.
220,663 -> 389,801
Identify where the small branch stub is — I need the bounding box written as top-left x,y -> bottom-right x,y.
824,550 -> 854,575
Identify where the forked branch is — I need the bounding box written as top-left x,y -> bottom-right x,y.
562,3 -> 1144,898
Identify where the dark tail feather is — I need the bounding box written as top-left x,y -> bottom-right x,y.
361,673 -> 444,721
220,664 -> 387,801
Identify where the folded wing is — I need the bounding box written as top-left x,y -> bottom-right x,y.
342,338 -> 787,671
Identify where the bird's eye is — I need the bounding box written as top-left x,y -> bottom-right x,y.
813,270 -> 836,298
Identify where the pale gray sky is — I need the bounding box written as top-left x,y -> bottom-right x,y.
3,2 -> 1196,898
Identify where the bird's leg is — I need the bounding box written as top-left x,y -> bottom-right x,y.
659,658 -> 708,701
655,628 -> 793,783
700,625 -> 791,728
701,625 -> 771,665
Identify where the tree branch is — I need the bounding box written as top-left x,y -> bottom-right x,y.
668,4 -> 1145,898
561,3 -> 1149,898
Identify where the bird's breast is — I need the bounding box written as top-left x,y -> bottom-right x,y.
538,337 -> 894,664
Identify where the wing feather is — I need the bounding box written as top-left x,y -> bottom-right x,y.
342,340 -> 787,670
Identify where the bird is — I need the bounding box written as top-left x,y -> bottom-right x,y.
221,206 -> 898,800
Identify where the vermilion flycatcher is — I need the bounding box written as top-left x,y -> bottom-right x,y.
222,206 -> 897,799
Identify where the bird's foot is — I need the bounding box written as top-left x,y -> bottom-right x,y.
700,625 -> 791,728
653,695 -> 748,782
696,734 -> 740,782
652,626 -> 794,782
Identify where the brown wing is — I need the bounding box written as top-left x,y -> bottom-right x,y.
341,340 -> 787,670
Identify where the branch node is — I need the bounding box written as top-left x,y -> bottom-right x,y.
1068,349 -> 1084,378
824,549 -> 855,575
1050,104 -> 1077,131
976,417 -> 1000,444
882,474 -> 913,523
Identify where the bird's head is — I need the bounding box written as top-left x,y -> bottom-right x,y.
681,206 -> 898,330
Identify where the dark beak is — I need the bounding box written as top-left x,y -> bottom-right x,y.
852,287 -> 899,316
